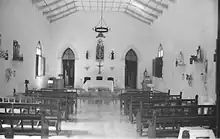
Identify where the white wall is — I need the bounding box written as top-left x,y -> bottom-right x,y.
0,0 -> 51,96
151,0 -> 218,104
0,0 -> 217,103
49,12 -> 153,88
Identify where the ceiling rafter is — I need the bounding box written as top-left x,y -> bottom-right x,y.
32,0 -> 176,24
38,0 -> 63,10
117,0 -> 122,11
47,6 -> 78,20
79,5 -> 123,8
124,11 -> 151,25
126,8 -> 154,23
32,0 -> 44,4
134,0 -> 163,14
124,0 -> 132,13
167,0 -> 175,3
104,0 -> 107,10
81,0 -> 85,10
111,0 -> 115,11
129,3 -> 158,19
150,0 -> 168,9
89,0 -> 91,10
43,0 -> 76,15
50,10 -> 78,23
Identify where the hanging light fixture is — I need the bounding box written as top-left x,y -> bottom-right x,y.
93,0 -> 110,38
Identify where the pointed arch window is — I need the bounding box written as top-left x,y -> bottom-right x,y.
36,41 -> 45,77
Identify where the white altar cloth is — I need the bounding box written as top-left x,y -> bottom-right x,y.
83,80 -> 114,92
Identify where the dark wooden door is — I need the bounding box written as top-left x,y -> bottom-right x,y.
62,48 -> 75,87
125,49 -> 138,89
63,60 -> 75,87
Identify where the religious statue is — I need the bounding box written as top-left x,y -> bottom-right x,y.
12,40 -> 23,61
143,68 -> 149,80
176,51 -> 184,67
96,39 -> 104,61
196,46 -> 202,61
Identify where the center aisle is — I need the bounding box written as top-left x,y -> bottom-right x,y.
57,98 -> 145,139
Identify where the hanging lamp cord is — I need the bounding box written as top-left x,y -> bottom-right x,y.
101,0 -> 104,26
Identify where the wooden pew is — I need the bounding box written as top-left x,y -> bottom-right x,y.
24,89 -> 77,120
147,105 -> 215,138
120,89 -> 171,115
0,102 -> 62,138
136,100 -> 213,137
119,89 -> 154,115
0,96 -> 36,104
128,92 -> 183,123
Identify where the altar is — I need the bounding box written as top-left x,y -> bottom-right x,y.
82,80 -> 114,92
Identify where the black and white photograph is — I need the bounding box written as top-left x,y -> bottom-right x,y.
0,0 -> 219,139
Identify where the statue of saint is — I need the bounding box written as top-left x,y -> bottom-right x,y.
96,39 -> 104,61
196,46 -> 202,61
143,68 -> 148,80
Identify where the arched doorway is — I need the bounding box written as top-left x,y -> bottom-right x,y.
62,48 -> 75,87
125,49 -> 138,89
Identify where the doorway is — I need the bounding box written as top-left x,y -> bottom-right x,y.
62,48 -> 75,87
125,49 -> 138,89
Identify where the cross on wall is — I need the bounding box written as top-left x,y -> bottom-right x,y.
97,61 -> 103,74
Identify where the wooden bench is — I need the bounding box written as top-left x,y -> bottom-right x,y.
119,89 -> 171,115
136,104 -> 215,137
0,102 -> 62,138
128,92 -> 183,123
119,90 -> 154,115
0,96 -> 36,104
24,89 -> 77,120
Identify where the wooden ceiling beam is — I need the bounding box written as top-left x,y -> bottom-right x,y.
124,11 -> 151,25
43,0 -> 76,15
47,6 -> 77,20
150,0 -> 168,9
167,0 -> 175,3
126,8 -> 154,22
129,3 -> 158,19
32,0 -> 44,4
134,0 -> 163,14
50,10 -> 78,23
38,0 -> 63,10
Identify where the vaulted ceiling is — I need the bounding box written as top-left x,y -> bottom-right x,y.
32,0 -> 176,25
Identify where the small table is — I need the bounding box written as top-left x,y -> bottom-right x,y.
82,80 -> 114,92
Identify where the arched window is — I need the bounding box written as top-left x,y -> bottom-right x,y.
158,43 -> 163,57
36,41 -> 45,77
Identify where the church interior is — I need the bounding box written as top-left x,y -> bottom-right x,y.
0,0 -> 219,138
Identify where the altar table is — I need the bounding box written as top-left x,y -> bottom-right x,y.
82,80 -> 114,92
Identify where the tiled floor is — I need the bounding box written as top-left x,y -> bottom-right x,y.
0,99 -> 147,139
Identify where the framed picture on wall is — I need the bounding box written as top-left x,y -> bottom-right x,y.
12,40 -> 23,61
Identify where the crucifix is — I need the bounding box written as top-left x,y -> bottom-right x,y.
97,61 -> 103,74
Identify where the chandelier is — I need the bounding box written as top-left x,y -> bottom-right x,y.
93,0 -> 110,38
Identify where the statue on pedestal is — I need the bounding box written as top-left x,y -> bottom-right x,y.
142,68 -> 152,91
143,68 -> 149,81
